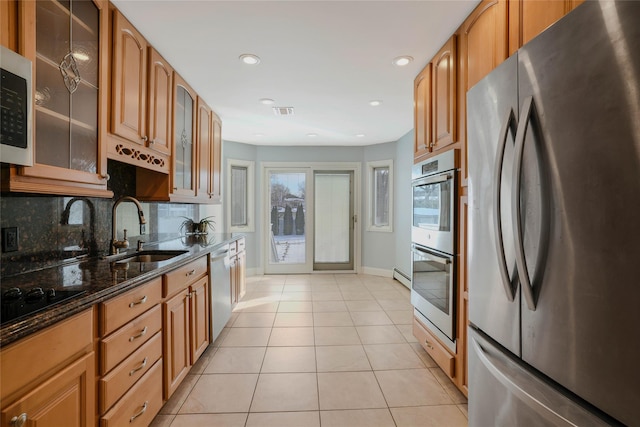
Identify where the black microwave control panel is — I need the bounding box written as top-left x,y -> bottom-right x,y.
1,68 -> 28,149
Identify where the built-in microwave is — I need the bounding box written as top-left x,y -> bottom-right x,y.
1,45 -> 33,166
411,150 -> 458,256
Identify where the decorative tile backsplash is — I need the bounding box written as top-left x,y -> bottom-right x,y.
0,160 -> 198,276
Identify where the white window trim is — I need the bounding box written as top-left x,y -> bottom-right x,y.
226,159 -> 255,232
366,159 -> 393,233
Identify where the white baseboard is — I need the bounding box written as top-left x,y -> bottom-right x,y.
393,268 -> 411,289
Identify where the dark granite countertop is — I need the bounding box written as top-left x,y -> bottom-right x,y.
0,233 -> 243,347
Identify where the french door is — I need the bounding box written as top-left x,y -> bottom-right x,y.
264,164 -> 359,274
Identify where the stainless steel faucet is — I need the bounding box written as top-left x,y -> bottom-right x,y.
111,196 -> 147,255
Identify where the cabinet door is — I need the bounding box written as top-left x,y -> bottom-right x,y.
413,64 -> 432,163
509,0 -> 584,54
190,276 -> 210,363
163,288 -> 191,399
195,97 -> 213,201
432,35 -> 457,151
1,352 -> 95,427
210,113 -> 223,203
6,0 -> 111,197
111,10 -> 147,146
172,73 -> 197,199
459,0 -> 508,186
146,48 -> 173,156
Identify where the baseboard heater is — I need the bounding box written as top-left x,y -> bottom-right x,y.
393,268 -> 411,289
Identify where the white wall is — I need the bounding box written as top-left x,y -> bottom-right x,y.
222,138 -> 413,277
394,130 -> 414,284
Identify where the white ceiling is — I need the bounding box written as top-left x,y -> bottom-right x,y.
110,0 -> 480,146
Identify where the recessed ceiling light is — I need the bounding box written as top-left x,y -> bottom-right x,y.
307,133 -> 318,137
259,98 -> 275,105
369,100 -> 382,107
356,134 -> 365,138
392,56 -> 414,66
239,54 -> 260,65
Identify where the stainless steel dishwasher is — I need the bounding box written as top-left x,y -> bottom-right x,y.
209,243 -> 231,342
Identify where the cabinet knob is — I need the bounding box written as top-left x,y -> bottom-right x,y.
101,173 -> 110,181
141,135 -> 148,142
10,414 -> 27,427
149,139 -> 155,145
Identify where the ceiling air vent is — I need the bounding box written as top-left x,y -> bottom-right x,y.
273,106 -> 294,116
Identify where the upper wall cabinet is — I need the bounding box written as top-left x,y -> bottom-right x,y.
2,0 -> 112,197
195,98 -> 222,204
413,35 -> 457,163
108,10 -> 172,174
432,35 -> 457,152
171,73 -> 197,200
509,0 -> 584,55
413,64 -> 432,163
458,0 -> 508,186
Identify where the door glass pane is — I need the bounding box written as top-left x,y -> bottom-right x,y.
373,166 -> 389,226
231,166 -> 247,226
314,173 -> 350,263
174,86 -> 193,190
269,171 -> 305,264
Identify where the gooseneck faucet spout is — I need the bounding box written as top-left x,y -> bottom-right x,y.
111,196 -> 147,255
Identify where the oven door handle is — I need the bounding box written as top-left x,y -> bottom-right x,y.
411,245 -> 451,265
412,173 -> 452,188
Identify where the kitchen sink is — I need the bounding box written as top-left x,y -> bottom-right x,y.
115,250 -> 188,264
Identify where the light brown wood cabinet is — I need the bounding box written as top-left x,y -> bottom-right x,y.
458,0 -> 508,185
163,257 -> 210,398
195,98 -> 222,203
98,278 -> 163,423
0,309 -> 95,427
432,36 -> 457,152
108,10 -> 172,174
413,64 -> 432,163
413,35 -> 458,163
509,0 -> 585,55
2,0 -> 112,197
230,237 -> 246,307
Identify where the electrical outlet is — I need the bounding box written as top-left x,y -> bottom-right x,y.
2,227 -> 19,252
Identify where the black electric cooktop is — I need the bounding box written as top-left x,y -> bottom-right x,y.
1,287 -> 86,326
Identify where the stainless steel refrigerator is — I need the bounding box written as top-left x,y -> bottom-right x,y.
467,1 -> 640,425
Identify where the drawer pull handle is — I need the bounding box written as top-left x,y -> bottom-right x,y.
129,401 -> 148,423
129,357 -> 148,376
186,269 -> 196,276
129,326 -> 148,342
129,295 -> 148,308
425,339 -> 434,350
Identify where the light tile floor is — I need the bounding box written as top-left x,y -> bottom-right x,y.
151,274 -> 468,427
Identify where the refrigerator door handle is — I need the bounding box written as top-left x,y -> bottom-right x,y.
512,96 -> 537,311
493,107 -> 518,302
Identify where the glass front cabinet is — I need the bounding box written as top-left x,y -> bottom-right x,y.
3,0 -> 112,197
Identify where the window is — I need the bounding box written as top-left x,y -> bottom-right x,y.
227,159 -> 254,232
367,160 -> 393,232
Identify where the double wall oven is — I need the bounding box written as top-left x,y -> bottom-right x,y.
411,149 -> 457,352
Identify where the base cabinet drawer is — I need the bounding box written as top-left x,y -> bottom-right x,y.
100,277 -> 162,336
99,332 -> 162,413
100,358 -> 163,427
413,317 -> 455,377
100,305 -> 162,374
